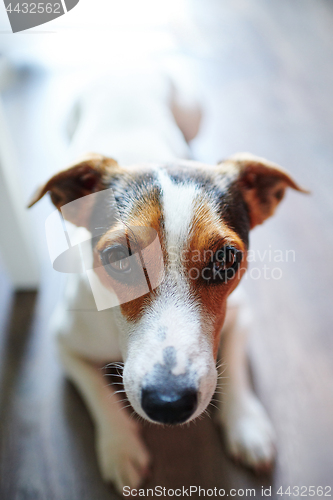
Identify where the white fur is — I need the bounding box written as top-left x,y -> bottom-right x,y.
158,169 -> 198,251
119,275 -> 218,423
48,70 -> 276,493
68,70 -> 190,165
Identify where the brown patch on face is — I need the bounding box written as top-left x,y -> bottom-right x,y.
188,199 -> 245,255
94,195 -> 165,322
183,198 -> 248,357
127,191 -> 163,234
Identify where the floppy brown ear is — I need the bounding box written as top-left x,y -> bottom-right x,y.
28,153 -> 119,227
219,152 -> 309,229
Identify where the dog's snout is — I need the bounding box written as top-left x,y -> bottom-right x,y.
141,386 -> 198,424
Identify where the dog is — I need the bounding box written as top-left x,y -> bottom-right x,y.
28,70 -> 306,492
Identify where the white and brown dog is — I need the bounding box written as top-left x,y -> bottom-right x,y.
29,71 -> 305,492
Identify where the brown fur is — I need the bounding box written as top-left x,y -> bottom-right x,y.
218,153 -> 308,228
94,196 -> 165,322
184,198 -> 248,358
28,154 -> 307,328
28,154 -> 119,228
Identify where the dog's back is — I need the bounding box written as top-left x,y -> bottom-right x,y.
67,69 -> 197,165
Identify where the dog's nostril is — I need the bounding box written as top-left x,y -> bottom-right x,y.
141,387 -> 198,424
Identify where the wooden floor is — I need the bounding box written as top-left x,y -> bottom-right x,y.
1,1 -> 333,498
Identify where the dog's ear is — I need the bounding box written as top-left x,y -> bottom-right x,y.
28,153 -> 119,227
218,152 -> 309,228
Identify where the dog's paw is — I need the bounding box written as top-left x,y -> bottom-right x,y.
96,425 -> 151,492
221,394 -> 276,472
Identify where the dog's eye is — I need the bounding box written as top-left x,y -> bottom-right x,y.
203,246 -> 243,284
101,245 -> 132,275
214,248 -> 237,271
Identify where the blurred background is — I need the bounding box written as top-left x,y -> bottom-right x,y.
0,1 -> 332,499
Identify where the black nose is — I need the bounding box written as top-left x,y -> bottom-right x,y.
141,387 -> 198,424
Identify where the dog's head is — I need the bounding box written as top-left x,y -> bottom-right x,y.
29,153 -> 306,424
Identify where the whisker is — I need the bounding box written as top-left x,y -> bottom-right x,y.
216,362 -> 226,370
130,410 -> 143,423
118,404 -> 132,412
104,362 -> 124,369
202,408 -> 212,420
105,384 -> 124,390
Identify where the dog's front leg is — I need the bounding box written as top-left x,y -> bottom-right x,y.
57,338 -> 150,492
217,300 -> 276,472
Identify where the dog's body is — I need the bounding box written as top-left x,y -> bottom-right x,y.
30,70 -> 305,492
